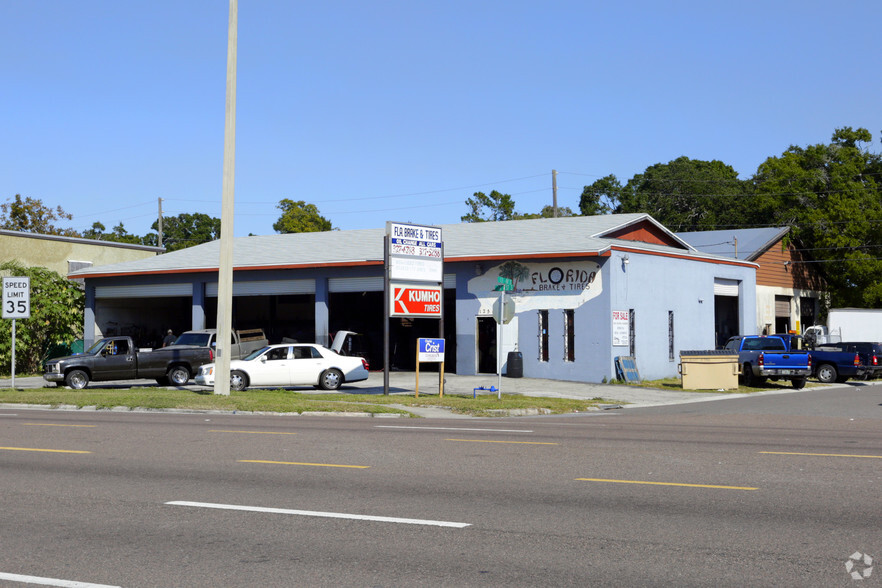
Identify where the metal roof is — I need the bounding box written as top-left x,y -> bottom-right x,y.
71,213 -> 753,278
674,227 -> 790,261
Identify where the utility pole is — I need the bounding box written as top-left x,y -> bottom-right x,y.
157,198 -> 163,249
214,0 -> 237,396
552,169 -> 558,217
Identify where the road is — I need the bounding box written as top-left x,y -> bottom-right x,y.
0,384 -> 880,587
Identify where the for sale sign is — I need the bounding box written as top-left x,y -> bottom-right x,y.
2,277 -> 30,319
391,284 -> 443,317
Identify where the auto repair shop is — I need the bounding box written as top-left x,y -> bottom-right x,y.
71,213 -> 757,382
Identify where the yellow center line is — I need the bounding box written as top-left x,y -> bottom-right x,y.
24,423 -> 97,428
575,478 -> 757,490
760,451 -> 882,459
446,438 -> 559,445
0,447 -> 91,454
210,430 -> 298,435
238,460 -> 369,469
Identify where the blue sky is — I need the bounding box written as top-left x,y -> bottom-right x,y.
3,1 -> 880,238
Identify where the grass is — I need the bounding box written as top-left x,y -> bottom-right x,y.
0,386 -> 609,417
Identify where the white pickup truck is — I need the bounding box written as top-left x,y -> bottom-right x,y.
171,328 -> 269,360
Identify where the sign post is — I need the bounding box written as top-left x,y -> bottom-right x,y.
3,277 -> 31,389
493,276 -> 514,398
385,222 -> 443,395
415,338 -> 445,398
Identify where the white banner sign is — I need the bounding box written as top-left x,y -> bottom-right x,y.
612,310 -> 629,346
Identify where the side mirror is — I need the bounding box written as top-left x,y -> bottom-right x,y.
260,355 -> 267,363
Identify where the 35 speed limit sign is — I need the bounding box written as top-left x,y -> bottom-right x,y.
2,276 -> 30,319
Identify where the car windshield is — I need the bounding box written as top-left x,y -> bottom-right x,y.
172,333 -> 212,347
242,346 -> 271,361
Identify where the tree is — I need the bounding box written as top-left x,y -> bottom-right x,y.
752,127 -> 882,306
273,200 -> 333,233
461,190 -> 518,222
579,175 -> 619,216
82,221 -> 144,245
151,213 -> 222,251
612,157 -> 754,230
0,194 -> 80,237
0,261 -> 84,375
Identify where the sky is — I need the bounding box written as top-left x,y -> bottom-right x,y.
3,1 -> 881,239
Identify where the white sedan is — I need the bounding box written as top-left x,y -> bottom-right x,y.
195,343 -> 369,391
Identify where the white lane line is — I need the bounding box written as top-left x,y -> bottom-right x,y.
375,425 -> 533,433
166,500 -> 471,528
0,572 -> 121,587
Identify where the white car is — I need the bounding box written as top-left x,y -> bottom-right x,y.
195,343 -> 369,391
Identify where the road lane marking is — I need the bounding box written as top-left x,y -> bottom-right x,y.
575,478 -> 758,490
0,571 -> 120,587
760,451 -> 882,459
238,460 -> 369,469
446,438 -> 558,445
0,447 -> 91,454
165,501 -> 471,528
24,423 -> 97,428
210,430 -> 297,435
376,425 -> 533,433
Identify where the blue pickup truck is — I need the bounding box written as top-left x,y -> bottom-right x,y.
775,334 -> 882,384
724,335 -> 811,389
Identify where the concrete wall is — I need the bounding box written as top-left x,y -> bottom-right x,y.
0,230 -> 161,276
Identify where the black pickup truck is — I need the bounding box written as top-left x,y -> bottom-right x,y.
43,336 -> 214,389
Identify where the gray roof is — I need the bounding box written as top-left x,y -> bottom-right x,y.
72,213 -> 751,278
675,227 -> 790,261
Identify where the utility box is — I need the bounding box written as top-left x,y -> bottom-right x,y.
679,350 -> 739,390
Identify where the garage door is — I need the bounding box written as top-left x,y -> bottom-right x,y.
713,278 -> 739,297
95,283 -> 192,298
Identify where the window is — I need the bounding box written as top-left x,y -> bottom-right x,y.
564,309 -> 575,362
668,311 -> 675,361
538,310 -> 549,362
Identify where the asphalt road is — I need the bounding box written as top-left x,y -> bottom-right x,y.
1,385 -> 880,587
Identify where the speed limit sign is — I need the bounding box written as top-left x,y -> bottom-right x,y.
2,277 -> 30,319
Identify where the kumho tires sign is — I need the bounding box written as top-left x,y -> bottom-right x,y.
390,284 -> 443,317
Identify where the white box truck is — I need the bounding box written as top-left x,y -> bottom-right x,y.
804,308 -> 882,347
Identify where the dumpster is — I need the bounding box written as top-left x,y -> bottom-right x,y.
505,351 -> 523,378
678,350 -> 739,390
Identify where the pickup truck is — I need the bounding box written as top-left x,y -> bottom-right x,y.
774,334 -> 882,383
170,328 -> 268,360
43,336 -> 214,389
723,335 -> 811,389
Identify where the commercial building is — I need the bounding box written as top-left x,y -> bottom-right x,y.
71,214 -> 757,382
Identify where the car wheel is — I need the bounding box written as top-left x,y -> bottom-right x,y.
65,369 -> 89,390
792,377 -> 807,389
816,364 -> 838,384
230,370 -> 248,391
168,366 -> 190,386
742,363 -> 755,387
319,368 -> 343,390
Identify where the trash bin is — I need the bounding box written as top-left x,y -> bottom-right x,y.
505,351 -> 523,378
679,350 -> 739,390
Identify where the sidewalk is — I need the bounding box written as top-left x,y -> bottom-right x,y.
0,371 -> 750,409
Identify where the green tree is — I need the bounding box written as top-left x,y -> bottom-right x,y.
612,157 -> 753,230
0,194 -> 80,237
462,190 -> 518,222
579,175 -> 619,216
273,200 -> 333,233
151,213 -> 222,251
752,127 -> 882,306
0,261 -> 84,375
82,221 -> 144,245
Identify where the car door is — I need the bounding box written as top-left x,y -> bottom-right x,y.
98,339 -> 136,380
248,346 -> 292,387
290,345 -> 328,386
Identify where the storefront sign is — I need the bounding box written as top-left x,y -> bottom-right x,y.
390,284 -> 443,317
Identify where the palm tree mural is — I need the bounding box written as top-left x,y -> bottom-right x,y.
498,261 -> 530,291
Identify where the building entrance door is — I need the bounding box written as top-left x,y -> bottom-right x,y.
476,316 -> 497,374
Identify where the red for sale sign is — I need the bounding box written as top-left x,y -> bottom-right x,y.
391,284 -> 443,317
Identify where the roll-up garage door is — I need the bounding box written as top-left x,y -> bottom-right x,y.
329,274 -> 457,293
205,279 -> 315,297
713,278 -> 739,296
95,284 -> 192,298
775,295 -> 791,317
